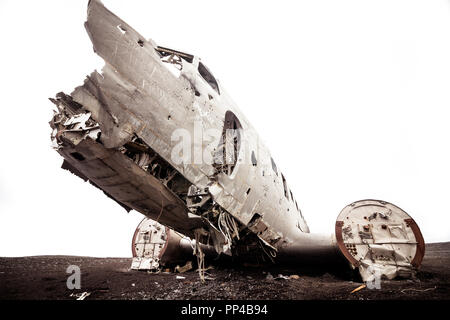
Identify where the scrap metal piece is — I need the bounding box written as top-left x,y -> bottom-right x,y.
175,261 -> 193,273
350,284 -> 366,294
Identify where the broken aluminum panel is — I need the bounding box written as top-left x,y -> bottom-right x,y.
49,0 -> 425,282
131,217 -> 218,270
335,200 -> 425,282
50,93 -> 204,238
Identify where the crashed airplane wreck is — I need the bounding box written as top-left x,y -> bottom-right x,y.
49,0 -> 425,283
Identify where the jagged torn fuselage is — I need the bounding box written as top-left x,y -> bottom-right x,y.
50,0 -> 315,262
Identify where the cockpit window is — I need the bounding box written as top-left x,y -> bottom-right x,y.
155,46 -> 193,78
198,62 -> 220,95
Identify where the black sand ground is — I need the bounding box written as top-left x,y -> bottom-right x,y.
1,242 -> 449,300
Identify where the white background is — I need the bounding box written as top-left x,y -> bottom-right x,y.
0,0 -> 449,257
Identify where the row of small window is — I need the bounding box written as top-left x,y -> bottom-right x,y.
270,157 -> 300,212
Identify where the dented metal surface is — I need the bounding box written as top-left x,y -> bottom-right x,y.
336,200 -> 425,281
50,0 -> 425,281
